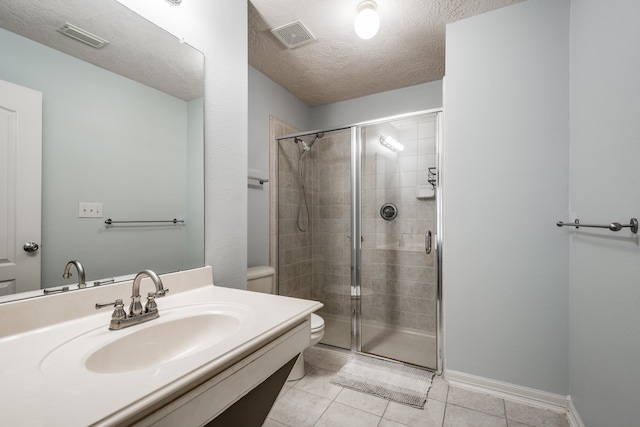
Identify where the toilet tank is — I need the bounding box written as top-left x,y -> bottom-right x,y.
247,266 -> 275,294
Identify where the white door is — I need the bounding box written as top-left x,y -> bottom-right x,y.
0,80 -> 42,296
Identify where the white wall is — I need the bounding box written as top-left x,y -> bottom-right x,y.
311,80 -> 443,130
247,66 -> 311,267
443,0 -> 570,394
569,0 -> 640,425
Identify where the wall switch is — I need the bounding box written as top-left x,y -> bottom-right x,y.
79,202 -> 103,218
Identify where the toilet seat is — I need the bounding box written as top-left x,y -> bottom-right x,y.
310,313 -> 324,333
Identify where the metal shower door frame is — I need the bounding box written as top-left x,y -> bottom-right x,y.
275,108 -> 444,374
348,109 -> 443,375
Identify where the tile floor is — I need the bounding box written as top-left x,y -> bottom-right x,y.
263,345 -> 569,427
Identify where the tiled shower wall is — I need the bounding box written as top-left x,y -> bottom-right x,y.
309,130 -> 352,318
273,114 -> 438,335
361,116 -> 438,334
270,116 -> 313,300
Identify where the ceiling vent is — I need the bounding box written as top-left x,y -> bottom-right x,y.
271,20 -> 316,49
57,23 -> 109,49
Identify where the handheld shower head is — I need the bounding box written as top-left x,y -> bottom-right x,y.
295,132 -> 324,152
306,132 -> 324,150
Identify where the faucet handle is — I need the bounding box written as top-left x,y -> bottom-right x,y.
96,299 -> 123,310
95,299 -> 127,321
145,292 -> 158,313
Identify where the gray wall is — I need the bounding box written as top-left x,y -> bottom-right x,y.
247,66 -> 311,267
137,0 -> 250,290
569,0 -> 640,425
443,0 -> 570,394
0,27 -> 200,286
311,81 -> 443,130
186,97 -> 205,269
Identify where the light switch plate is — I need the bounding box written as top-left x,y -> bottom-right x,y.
79,202 -> 103,218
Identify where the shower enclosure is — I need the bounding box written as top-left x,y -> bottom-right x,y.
274,110 -> 442,372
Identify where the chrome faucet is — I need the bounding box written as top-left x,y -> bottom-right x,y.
129,270 -> 169,316
63,260 -> 86,289
95,269 -> 169,330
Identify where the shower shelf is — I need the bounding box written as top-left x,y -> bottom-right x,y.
427,167 -> 436,187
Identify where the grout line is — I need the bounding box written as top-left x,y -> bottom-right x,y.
441,403 -> 448,427
440,379 -> 450,427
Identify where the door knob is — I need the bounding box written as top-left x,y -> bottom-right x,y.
23,242 -> 39,253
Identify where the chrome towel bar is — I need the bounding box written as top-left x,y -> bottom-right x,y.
248,175 -> 269,184
105,218 -> 185,225
556,218 -> 638,234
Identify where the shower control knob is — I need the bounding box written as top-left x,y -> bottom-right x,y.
380,203 -> 398,221
23,242 -> 40,253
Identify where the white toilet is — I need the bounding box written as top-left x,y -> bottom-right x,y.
247,266 -> 325,380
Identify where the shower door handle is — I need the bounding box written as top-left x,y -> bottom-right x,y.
425,230 -> 432,254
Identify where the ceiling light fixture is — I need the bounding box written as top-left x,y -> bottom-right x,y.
354,0 -> 380,40
380,135 -> 404,152
57,23 -> 109,48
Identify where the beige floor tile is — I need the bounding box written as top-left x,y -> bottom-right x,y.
504,401 -> 569,427
276,383 -> 292,400
444,404 -> 507,427
315,401 -> 381,427
447,386 -> 505,417
261,418 -> 288,427
383,399 -> 446,426
507,421 -> 536,427
378,419 -> 411,427
335,387 -> 390,416
316,350 -> 353,372
293,366 -> 343,400
267,388 -> 332,427
428,376 -> 449,402
304,345 -> 330,367
268,346 -> 570,427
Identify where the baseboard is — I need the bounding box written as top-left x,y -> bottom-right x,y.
566,396 -> 586,427
445,370 -> 570,414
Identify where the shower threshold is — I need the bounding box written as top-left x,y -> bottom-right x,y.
318,312 -> 436,369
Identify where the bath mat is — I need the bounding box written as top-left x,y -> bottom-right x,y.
331,354 -> 434,409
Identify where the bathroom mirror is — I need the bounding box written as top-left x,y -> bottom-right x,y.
0,0 -> 204,300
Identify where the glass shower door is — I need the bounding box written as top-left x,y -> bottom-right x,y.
307,129 -> 353,349
276,112 -> 441,371
358,113 -> 439,369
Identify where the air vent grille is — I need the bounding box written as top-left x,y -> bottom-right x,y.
57,23 -> 109,49
271,20 -> 316,49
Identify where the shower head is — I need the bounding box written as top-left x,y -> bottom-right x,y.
295,132 -> 324,152
295,136 -> 311,152
306,132 -> 324,150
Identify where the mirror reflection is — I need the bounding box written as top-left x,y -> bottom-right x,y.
0,0 -> 204,300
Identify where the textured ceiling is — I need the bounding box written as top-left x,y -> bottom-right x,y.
249,0 -> 523,106
0,0 -> 203,101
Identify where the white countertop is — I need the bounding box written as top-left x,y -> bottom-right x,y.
0,267 -> 322,426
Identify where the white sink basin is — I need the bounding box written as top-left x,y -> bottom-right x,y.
40,303 -> 255,375
86,312 -> 240,373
